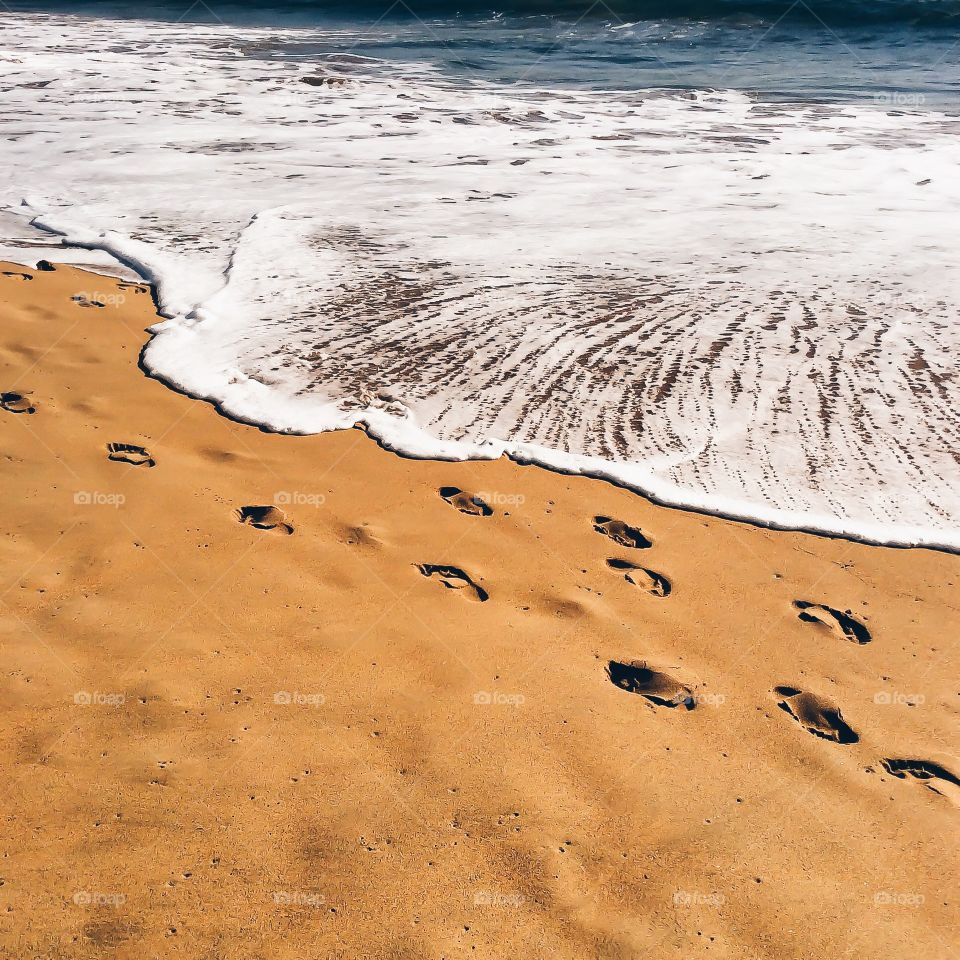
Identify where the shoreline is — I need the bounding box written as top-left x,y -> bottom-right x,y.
2,260 -> 957,959
6,5 -> 960,560
15,242 -> 949,555
142,342 -> 960,556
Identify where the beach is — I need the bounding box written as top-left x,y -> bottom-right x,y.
4,9 -> 960,549
1,261 -> 957,958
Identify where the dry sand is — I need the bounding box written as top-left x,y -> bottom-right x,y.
0,261 -> 957,959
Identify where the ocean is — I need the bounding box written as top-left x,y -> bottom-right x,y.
1,0 -> 958,546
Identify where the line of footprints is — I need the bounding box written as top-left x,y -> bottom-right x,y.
3,398 -> 955,807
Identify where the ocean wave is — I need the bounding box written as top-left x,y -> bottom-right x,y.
2,12 -> 959,549
534,0 -> 960,25
9,0 -> 960,26
464,0 -> 960,26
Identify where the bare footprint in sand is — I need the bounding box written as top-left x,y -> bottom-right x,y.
593,516 -> 651,549
881,758 -> 960,806
607,660 -> 695,709
235,505 -> 294,534
439,487 -> 492,517
2,271 -> 33,281
117,282 -> 150,295
1,391 -> 36,414
793,601 -> 871,644
606,558 -> 670,597
774,686 -> 858,744
417,564 -> 488,602
106,443 -> 155,467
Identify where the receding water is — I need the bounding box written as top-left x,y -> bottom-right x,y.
1,1 -> 959,546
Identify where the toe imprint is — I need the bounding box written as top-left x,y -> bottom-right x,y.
1,391 -> 36,414
106,443 -> 155,467
774,686 -> 858,744
236,505 -> 294,534
607,660 -> 695,709
593,516 -> 651,549
606,558 -> 670,596
417,564 -> 488,602
439,487 -> 492,517
793,601 -> 871,644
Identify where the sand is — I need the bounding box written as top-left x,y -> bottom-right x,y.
0,261 -> 957,959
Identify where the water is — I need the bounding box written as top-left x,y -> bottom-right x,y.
8,0 -> 960,102
1,1 -> 958,547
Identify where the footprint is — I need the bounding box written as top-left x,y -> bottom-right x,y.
793,601 -> 871,644
439,487 -> 492,517
1,391 -> 36,414
774,686 -> 858,744
235,505 -> 294,535
881,758 -> 960,805
117,282 -> 149,295
36,260 -> 56,272
607,660 -> 695,709
106,443 -> 155,467
593,516 -> 651,549
71,294 -> 105,308
606,558 -> 670,597
416,564 -> 488,602
2,271 -> 32,281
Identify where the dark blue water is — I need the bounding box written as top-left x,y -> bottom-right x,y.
7,0 -> 960,103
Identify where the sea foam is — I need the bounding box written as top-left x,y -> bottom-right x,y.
2,12 -> 959,550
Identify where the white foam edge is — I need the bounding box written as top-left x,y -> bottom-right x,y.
17,202 -> 960,554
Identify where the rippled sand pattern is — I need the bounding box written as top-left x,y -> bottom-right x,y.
1,14 -> 958,541
237,215 -> 959,532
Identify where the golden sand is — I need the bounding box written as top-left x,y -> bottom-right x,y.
0,262 -> 957,958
